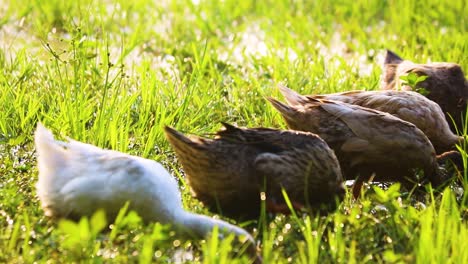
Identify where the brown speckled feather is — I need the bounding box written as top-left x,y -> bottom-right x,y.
279,85 -> 462,153
268,96 -> 444,188
381,50 -> 468,132
164,124 -> 344,219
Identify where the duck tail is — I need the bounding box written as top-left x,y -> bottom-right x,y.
35,123 -> 67,171
35,123 -> 70,207
267,97 -> 299,121
164,126 -> 195,145
278,84 -> 309,106
164,126 -> 208,157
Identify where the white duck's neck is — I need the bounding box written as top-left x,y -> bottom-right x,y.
173,210 -> 252,242
172,210 -> 259,262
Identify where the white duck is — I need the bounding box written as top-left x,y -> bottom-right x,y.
35,123 -> 258,260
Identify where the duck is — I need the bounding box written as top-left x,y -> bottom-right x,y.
277,85 -> 463,154
267,96 -> 448,197
381,50 -> 468,132
34,123 -> 259,261
164,123 -> 345,219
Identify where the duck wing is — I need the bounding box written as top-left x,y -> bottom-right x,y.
318,99 -> 417,140
319,100 -> 437,172
217,123 -> 344,208
252,135 -> 344,207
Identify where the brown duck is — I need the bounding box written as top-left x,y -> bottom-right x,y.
268,96 -> 448,197
164,123 -> 345,219
277,85 -> 463,154
382,50 -> 468,132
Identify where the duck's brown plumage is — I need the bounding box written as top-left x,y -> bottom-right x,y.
381,50 -> 468,132
268,96 -> 446,196
164,124 -> 345,219
278,85 -> 463,154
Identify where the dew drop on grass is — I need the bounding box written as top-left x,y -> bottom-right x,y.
155,250 -> 162,258
132,234 -> 143,242
385,236 -> 393,244
173,239 -> 181,247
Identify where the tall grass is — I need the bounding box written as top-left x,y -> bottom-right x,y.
0,0 -> 467,263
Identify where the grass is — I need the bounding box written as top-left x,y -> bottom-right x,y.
0,0 -> 467,262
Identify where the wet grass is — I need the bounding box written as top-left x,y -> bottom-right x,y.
0,0 -> 467,263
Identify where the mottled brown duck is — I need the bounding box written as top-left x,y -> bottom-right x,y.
268,96 -> 449,197
277,85 -> 463,154
382,50 -> 468,132
164,123 -> 345,219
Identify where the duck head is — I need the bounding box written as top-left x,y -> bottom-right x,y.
382,50 -> 468,132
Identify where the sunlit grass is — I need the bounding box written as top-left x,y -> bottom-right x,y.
0,0 -> 467,263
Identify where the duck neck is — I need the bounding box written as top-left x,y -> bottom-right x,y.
173,210 -> 253,243
172,210 -> 259,261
